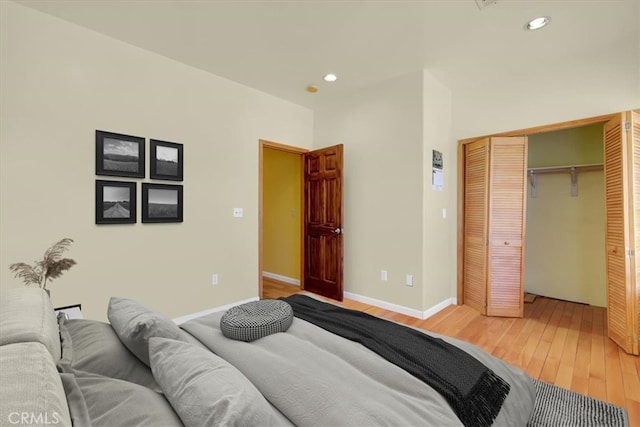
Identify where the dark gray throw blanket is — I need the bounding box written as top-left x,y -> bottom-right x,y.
282,294 -> 510,427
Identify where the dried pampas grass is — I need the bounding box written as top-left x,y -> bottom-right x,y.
9,238 -> 76,290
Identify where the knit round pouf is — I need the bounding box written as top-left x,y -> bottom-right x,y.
220,299 -> 293,342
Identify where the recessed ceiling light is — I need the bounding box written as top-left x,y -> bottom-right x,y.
323,73 -> 337,82
525,16 -> 551,31
306,85 -> 318,93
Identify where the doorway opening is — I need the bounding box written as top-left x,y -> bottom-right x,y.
259,140 -> 345,302
258,140 -> 307,299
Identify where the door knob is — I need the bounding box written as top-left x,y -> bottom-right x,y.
333,228 -> 342,234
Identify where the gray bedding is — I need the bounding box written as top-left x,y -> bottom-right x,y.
4,288 -> 535,427
181,312 -> 535,426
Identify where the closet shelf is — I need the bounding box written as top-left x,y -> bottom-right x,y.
527,163 -> 603,198
527,163 -> 603,174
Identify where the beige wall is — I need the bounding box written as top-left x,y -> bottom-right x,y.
314,71 -> 453,312
525,125 -> 606,306
452,48 -> 639,140
262,148 -> 301,281
422,72 -> 455,308
0,2 -> 313,321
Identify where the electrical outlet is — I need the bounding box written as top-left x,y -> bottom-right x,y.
211,274 -> 219,285
405,274 -> 414,287
233,208 -> 243,218
381,270 -> 388,281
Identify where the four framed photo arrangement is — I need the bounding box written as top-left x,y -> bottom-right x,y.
95,130 -> 183,224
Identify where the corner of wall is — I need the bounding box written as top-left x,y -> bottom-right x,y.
421,69 -> 456,311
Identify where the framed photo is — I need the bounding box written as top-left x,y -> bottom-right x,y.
96,130 -> 145,178
95,180 -> 137,224
142,183 -> 183,223
150,139 -> 183,181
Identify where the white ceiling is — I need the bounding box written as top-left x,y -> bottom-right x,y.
15,0 -> 640,110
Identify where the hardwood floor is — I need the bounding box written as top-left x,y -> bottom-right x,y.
263,278 -> 640,426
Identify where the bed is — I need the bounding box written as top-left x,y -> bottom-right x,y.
1,287 -> 539,426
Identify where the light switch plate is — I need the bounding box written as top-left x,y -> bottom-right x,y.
406,274 -> 414,287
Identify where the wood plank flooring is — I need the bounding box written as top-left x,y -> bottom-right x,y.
263,278 -> 640,426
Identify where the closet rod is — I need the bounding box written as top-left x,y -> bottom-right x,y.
528,163 -> 603,198
527,163 -> 603,174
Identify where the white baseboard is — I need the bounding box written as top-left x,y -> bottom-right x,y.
262,272 -> 300,286
344,292 -> 456,320
172,292 -> 456,324
172,296 -> 258,325
422,297 -> 457,319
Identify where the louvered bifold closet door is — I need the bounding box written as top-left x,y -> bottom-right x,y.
464,138 -> 490,315
604,112 -> 637,354
631,111 -> 640,354
487,137 -> 527,318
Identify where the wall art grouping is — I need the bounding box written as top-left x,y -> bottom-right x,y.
95,130 -> 183,224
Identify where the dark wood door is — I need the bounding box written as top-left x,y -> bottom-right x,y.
304,144 -> 344,301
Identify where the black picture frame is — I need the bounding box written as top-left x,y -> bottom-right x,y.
95,180 -> 137,224
96,130 -> 145,178
142,183 -> 183,223
54,304 -> 82,320
150,139 -> 183,181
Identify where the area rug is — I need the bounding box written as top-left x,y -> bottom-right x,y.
527,379 -> 628,426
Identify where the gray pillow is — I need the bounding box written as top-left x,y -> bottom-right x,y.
0,287 -> 61,360
57,315 -> 160,391
107,297 -> 183,366
149,337 -> 285,427
60,371 -> 182,427
0,342 -> 71,426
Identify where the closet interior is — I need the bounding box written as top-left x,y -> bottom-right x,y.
524,123 -> 606,307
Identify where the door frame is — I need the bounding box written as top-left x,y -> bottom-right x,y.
258,139 -> 308,298
457,112 -> 619,304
